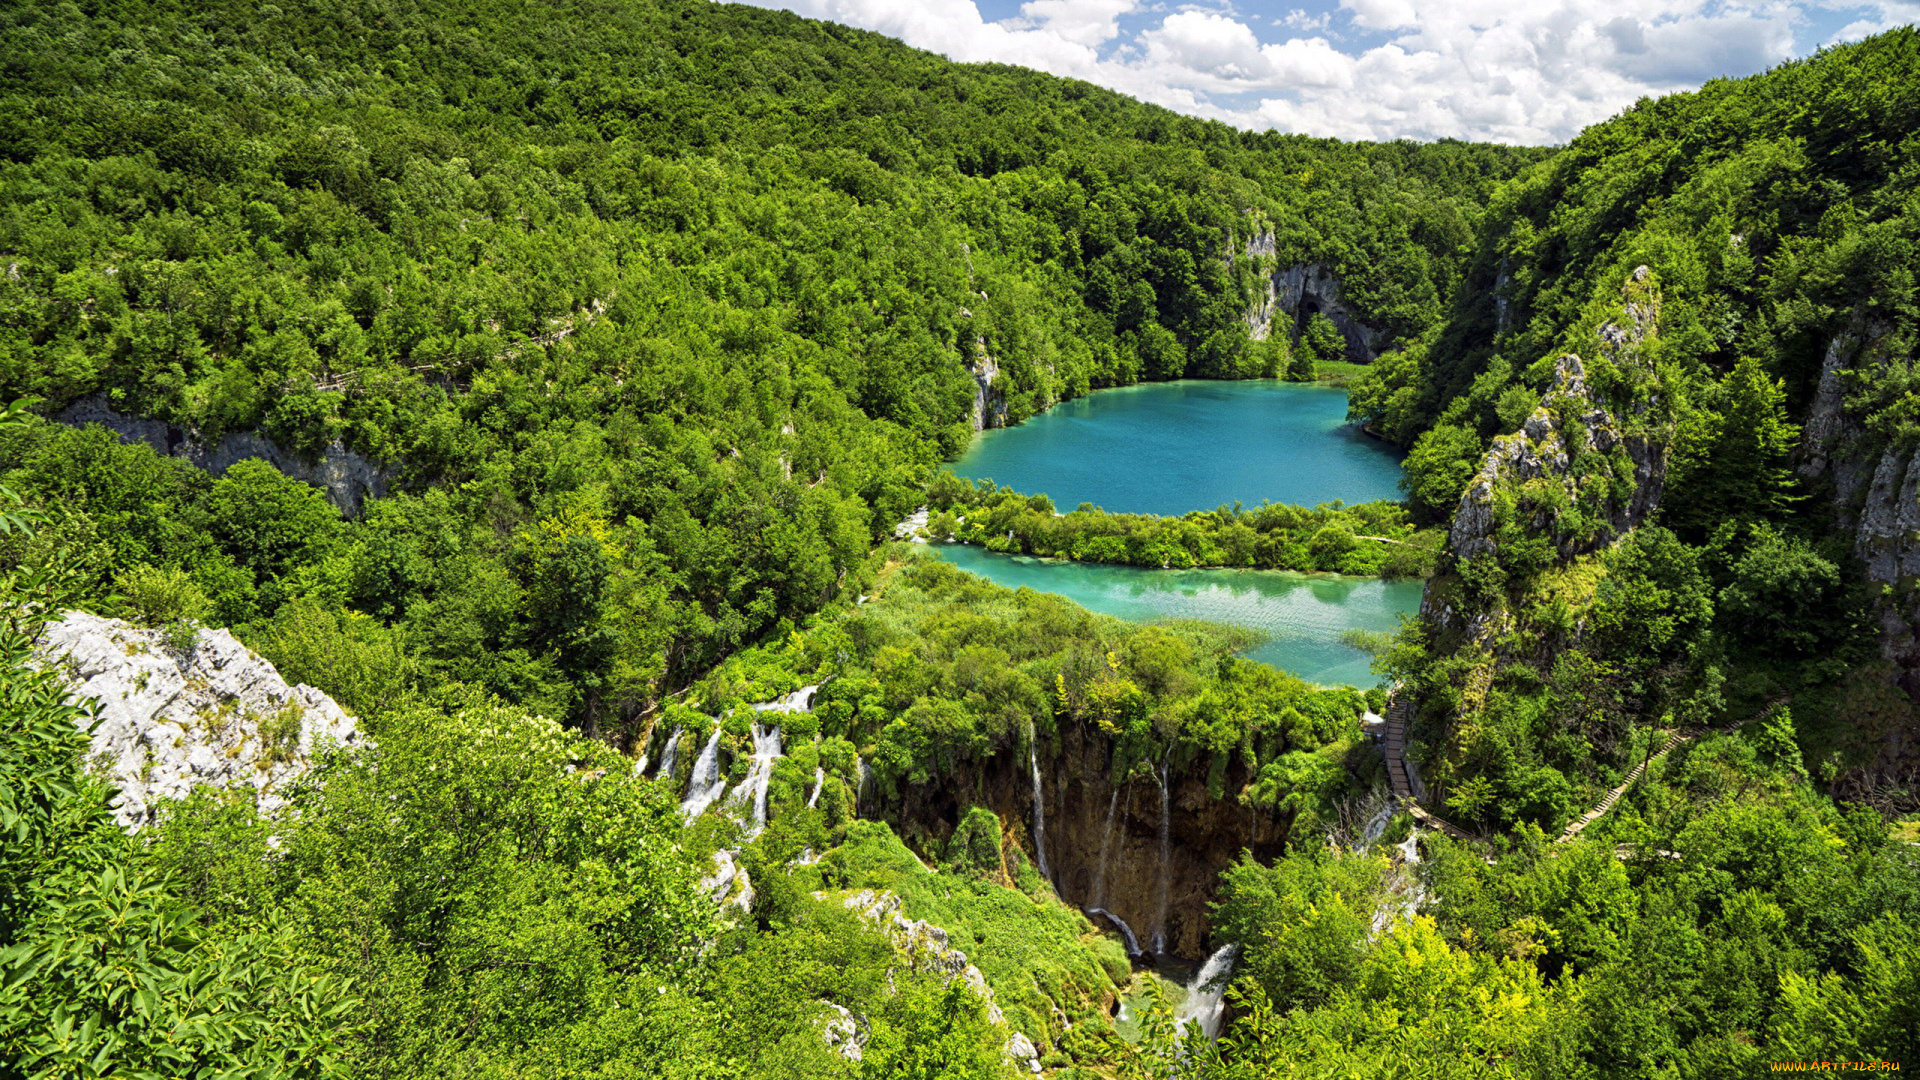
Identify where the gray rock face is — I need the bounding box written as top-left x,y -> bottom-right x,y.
1432,269 -> 1667,660
1798,316 -> 1920,707
820,1002 -> 866,1062
969,344 -> 1006,432
1448,350 -> 1665,569
1238,233 -> 1387,363
699,849 -> 755,913
57,393 -> 389,517
838,889 -> 1041,1070
36,611 -> 362,832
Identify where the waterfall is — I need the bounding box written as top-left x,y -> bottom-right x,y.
806,765 -> 826,808
856,758 -> 870,804
1092,789 -> 1119,905
679,727 -> 727,822
654,726 -> 683,783
1354,799 -> 1394,851
753,684 -> 820,714
1028,735 -> 1051,883
725,724 -> 785,837
1173,943 -> 1239,1041
1086,907 -> 1143,956
1151,762 -> 1171,955
1370,830 -> 1428,937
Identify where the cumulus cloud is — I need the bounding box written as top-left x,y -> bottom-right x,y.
1009,0 -> 1138,48
730,0 -> 1915,143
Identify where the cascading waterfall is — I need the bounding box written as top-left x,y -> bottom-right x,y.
654,726 -> 683,784
1028,734 -> 1051,883
754,684 -> 820,715
1354,797 -> 1394,851
1151,762 -> 1171,955
1092,789 -> 1119,905
1173,943 -> 1239,1041
726,724 -> 785,837
806,765 -> 826,808
1370,830 -> 1428,937
1086,907 -> 1143,956
679,727 -> 727,822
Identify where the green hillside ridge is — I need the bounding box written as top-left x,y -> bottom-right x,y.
3,1 -> 1919,1076
0,0 -> 1535,735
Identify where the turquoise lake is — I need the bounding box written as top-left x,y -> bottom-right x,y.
954,379 -> 1405,514
932,380 -> 1419,686
931,545 -> 1419,687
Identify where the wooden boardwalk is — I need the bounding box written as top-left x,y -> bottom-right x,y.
1554,705 -> 1773,844
1380,690 -> 1476,842
1556,729 -> 1687,843
1381,691 -> 1777,850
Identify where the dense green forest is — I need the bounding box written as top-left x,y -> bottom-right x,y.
4,0 -> 1919,1076
922,473 -> 1441,577
0,0 -> 1535,736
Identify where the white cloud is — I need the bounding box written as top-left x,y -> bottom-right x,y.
1144,11 -> 1275,81
1278,8 -> 1333,31
729,0 -> 1916,143
1012,0 -> 1138,48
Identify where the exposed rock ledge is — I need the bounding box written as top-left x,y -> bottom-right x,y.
57,392 -> 389,517
837,889 -> 1042,1074
35,611 -> 362,832
1237,233 -> 1387,363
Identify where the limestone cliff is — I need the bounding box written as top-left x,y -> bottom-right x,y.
1434,270 -> 1668,635
968,343 -> 1007,432
1409,267 -> 1671,754
58,392 -> 389,516
1237,232 -> 1387,363
35,611 -> 363,831
888,718 -> 1291,962
1789,314 -> 1920,782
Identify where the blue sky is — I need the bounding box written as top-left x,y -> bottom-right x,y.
733,0 -> 1919,143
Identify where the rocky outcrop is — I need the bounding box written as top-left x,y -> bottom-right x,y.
699,849 -> 755,913
1446,268 -> 1667,576
58,393 -> 389,516
1794,316 -> 1920,723
35,611 -> 362,832
839,890 -> 1042,1074
1238,233 -> 1388,363
968,344 -> 1007,431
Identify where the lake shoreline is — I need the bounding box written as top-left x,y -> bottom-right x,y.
923,538 -> 1431,582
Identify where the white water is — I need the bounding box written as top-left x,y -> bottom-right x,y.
807,765 -> 826,808
1029,736 -> 1051,883
1370,830 -> 1428,937
856,758 -> 870,804
726,724 -> 785,837
654,726 -> 683,784
753,684 -> 820,714
1087,907 -> 1143,956
1355,800 -> 1394,851
1174,943 -> 1239,1041
680,728 -> 727,822
1152,763 -> 1171,955
1092,789 -> 1120,905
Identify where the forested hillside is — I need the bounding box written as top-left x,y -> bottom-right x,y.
1350,27 -> 1920,817
4,0 -> 1919,1076
0,0 -> 1535,734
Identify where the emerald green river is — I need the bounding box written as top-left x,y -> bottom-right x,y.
931,380 -> 1420,686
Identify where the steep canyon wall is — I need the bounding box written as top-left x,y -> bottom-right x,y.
889,720 -> 1290,961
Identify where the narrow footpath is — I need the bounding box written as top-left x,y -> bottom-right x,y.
1381,691 -> 1774,847
1380,690 -> 1475,842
